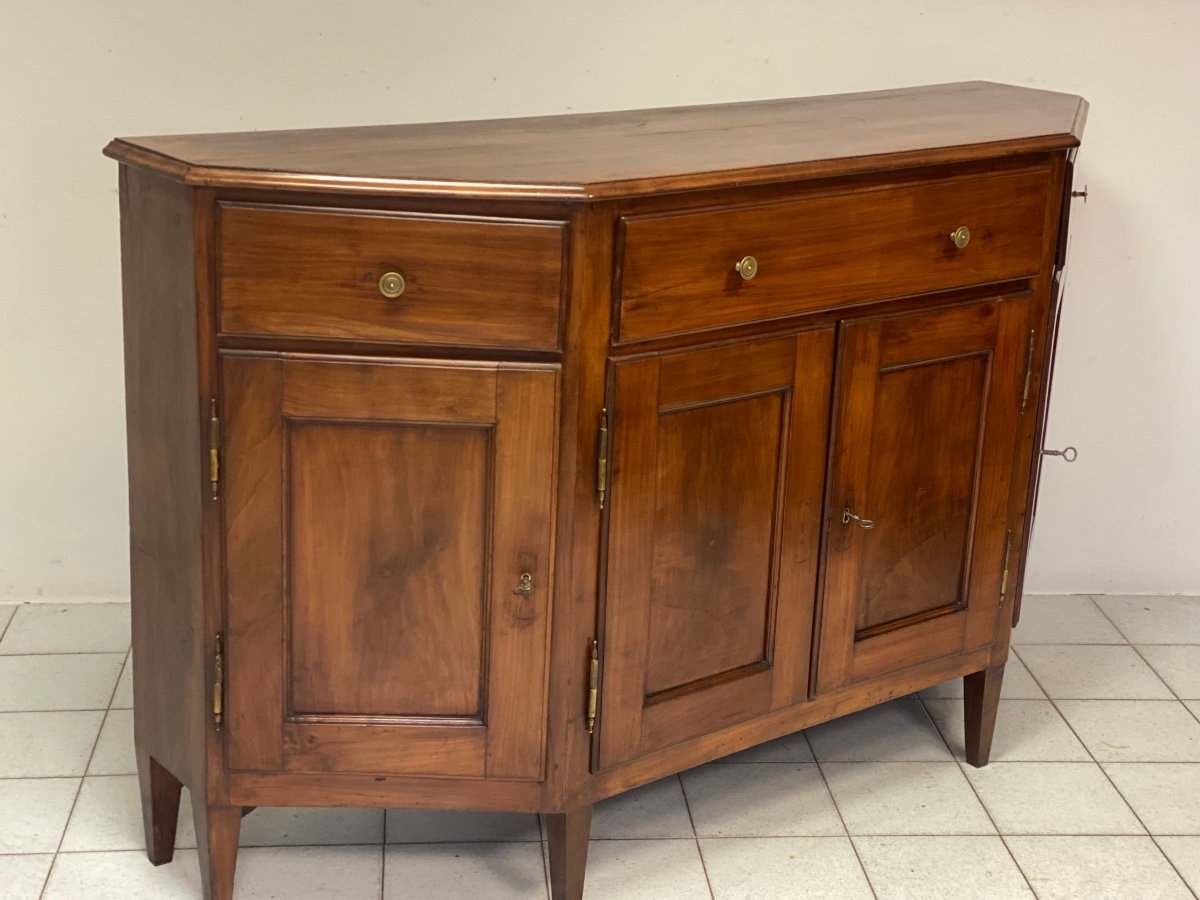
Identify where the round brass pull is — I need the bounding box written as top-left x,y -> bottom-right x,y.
378,272 -> 406,299
513,572 -> 534,596
949,226 -> 971,250
734,255 -> 759,280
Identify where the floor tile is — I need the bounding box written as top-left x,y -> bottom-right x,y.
110,656 -> 133,709
821,761 -> 993,835
236,845 -> 382,899
88,710 -> 136,775
1093,595 -> 1200,645
61,775 -> 195,852
582,839 -> 709,900
1016,645 -> 1173,699
1104,764 -> 1200,834
242,807 -> 383,847
0,604 -> 131,654
592,775 -> 693,839
682,763 -> 843,837
1137,646 -> 1200,699
0,604 -> 16,637
1186,700 -> 1200,722
43,849 -> 202,899
1156,836 -> 1200,894
0,653 -> 125,712
962,762 -> 1143,834
854,835 -> 1033,899
0,853 -> 54,900
723,729 -> 814,763
0,711 -> 104,777
807,696 -> 952,762
923,699 -> 1090,761
1056,700 -> 1200,762
384,842 -> 545,899
0,778 -> 80,852
919,655 -> 1044,700
1006,835 -> 1192,900
1012,595 -> 1125,644
386,808 -> 539,843
700,836 -> 873,899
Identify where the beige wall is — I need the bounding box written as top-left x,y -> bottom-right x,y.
1,0 -> 1197,600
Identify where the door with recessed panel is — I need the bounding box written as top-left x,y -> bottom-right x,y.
220,355 -> 557,780
598,330 -> 833,768
815,297 -> 1031,692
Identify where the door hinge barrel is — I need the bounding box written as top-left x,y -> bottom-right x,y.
213,633 -> 224,731
1020,330 -> 1036,412
586,640 -> 599,734
596,408 -> 610,509
999,532 -> 1013,605
208,398 -> 220,500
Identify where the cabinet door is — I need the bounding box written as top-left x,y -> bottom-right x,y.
221,356 -> 557,780
598,330 -> 833,769
815,297 -> 1031,693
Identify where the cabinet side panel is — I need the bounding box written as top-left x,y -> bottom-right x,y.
119,165 -> 207,789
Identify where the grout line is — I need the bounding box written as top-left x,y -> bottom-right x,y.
36,647 -> 129,900
378,832 -> 385,900
913,691 -> 1040,897
1013,629 -> 1198,900
807,731 -> 880,900
677,772 -> 717,900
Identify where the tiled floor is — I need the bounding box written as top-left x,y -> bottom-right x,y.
0,596 -> 1196,899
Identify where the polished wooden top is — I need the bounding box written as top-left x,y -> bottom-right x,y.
104,81 -> 1086,200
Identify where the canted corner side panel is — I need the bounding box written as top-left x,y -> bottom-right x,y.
119,165 -> 209,789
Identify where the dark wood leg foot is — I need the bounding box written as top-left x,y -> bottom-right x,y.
138,755 -> 183,865
546,805 -> 592,900
194,802 -> 241,900
964,662 -> 1005,767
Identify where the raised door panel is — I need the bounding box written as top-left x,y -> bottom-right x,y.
599,330 -> 833,769
815,297 -> 1031,692
222,356 -> 557,781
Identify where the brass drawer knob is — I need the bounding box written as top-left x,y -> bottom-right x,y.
734,255 -> 759,280
949,226 -> 971,249
378,271 -> 406,298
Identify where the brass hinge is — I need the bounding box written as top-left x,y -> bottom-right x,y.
208,398 -> 220,500
586,640 -> 599,735
1020,330 -> 1036,413
596,408 -> 610,510
213,634 -> 224,731
999,532 -> 1013,606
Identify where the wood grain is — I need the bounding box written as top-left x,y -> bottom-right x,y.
218,204 -> 565,350
105,82 -> 1085,199
617,168 -> 1048,342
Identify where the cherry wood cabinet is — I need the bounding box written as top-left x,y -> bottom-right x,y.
107,81 -> 1086,899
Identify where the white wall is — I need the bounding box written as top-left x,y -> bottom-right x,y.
1,0 -> 1197,600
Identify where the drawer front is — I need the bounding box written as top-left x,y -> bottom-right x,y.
616,169 -> 1050,342
218,204 -> 566,350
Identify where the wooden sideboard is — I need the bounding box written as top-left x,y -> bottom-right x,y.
105,81 -> 1087,899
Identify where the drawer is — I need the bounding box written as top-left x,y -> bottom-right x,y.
218,204 -> 566,350
616,168 -> 1050,342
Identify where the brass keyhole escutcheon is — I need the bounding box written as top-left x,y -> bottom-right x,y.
734,255 -> 759,280
513,572 -> 534,595
950,226 -> 971,249
378,271 -> 406,298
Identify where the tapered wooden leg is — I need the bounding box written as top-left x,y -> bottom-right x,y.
546,805 -> 592,900
964,663 -> 1005,767
194,802 -> 241,900
138,755 -> 183,865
